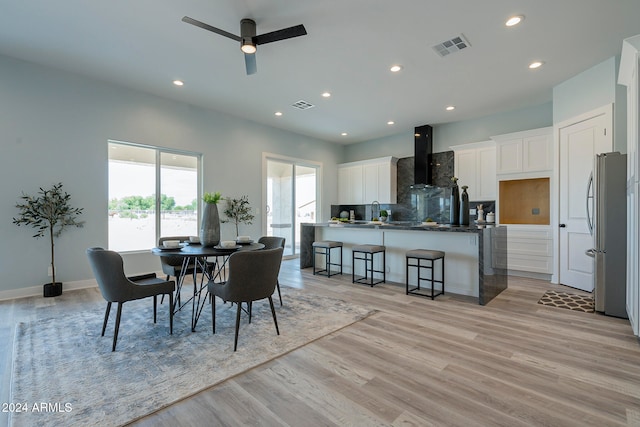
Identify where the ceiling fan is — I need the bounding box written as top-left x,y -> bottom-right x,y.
182,16 -> 307,75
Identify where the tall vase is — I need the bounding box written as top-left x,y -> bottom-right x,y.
450,184 -> 460,225
200,203 -> 220,247
459,186 -> 470,226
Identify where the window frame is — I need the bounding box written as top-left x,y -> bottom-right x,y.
108,139 -> 203,252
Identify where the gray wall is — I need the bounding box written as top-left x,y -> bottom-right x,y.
344,102 -> 553,162
553,56 -> 626,152
0,54 -> 343,295
344,55 -> 627,164
433,102 -> 553,152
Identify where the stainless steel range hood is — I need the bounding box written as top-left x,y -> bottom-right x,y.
411,124 -> 434,188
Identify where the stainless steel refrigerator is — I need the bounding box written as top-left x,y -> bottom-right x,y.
586,152 -> 627,318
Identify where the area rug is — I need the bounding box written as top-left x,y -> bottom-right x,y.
10,288 -> 375,427
537,290 -> 595,313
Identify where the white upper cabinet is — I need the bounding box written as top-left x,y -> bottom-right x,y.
338,157 -> 398,204
451,140 -> 496,201
492,127 -> 553,176
338,165 -> 364,204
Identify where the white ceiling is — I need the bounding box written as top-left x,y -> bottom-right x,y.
2,0 -> 640,144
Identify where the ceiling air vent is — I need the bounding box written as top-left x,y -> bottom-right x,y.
291,100 -> 315,110
432,34 -> 471,57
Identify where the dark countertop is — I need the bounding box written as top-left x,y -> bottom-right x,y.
307,221 -> 501,233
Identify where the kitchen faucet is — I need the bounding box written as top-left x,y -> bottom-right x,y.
371,200 -> 380,220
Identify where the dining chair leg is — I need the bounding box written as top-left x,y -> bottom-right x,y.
211,294 -> 217,334
234,303 -> 242,352
113,302 -> 123,352
160,274 -> 171,304
169,293 -> 174,335
276,280 -> 283,306
248,302 -> 252,324
102,302 -> 112,336
268,296 -> 280,335
153,295 -> 157,324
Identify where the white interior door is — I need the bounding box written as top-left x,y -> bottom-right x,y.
559,108 -> 612,291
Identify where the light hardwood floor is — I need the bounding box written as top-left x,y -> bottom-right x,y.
2,260 -> 639,426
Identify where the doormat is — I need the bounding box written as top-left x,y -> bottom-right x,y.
537,290 -> 594,313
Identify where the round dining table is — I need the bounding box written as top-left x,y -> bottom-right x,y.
151,242 -> 264,331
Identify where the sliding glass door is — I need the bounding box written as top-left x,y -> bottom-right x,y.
265,156 -> 319,257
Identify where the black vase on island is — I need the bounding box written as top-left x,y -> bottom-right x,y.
450,178 -> 460,226
460,185 -> 470,226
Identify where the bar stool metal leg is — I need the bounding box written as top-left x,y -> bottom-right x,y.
405,249 -> 445,299
352,245 -> 386,287
312,241 -> 343,277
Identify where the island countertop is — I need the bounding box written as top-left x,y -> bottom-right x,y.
300,222 -> 507,305
310,221 -> 498,233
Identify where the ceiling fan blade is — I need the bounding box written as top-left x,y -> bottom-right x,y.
254,24 -> 307,45
182,16 -> 241,42
244,53 -> 257,75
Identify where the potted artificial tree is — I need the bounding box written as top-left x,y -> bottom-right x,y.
222,195 -> 255,237
13,182 -> 84,297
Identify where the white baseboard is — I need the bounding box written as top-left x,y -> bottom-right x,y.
507,270 -> 552,281
0,279 -> 98,301
0,269 -> 167,301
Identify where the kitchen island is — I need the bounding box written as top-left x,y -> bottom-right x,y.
300,222 -> 507,305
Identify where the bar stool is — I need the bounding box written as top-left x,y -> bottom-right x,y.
312,241 -> 343,277
406,249 -> 445,299
352,244 -> 386,286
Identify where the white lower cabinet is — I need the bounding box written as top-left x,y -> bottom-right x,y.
494,225 -> 553,274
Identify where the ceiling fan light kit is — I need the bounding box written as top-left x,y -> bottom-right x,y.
241,41 -> 256,54
182,16 -> 307,75
240,18 -> 257,54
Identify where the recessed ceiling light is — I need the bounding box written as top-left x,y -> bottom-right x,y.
173,80 -> 184,86
275,111 -> 283,116
322,92 -> 331,98
387,121 -> 395,125
446,106 -> 455,111
390,65 -> 403,73
505,15 -> 524,27
341,132 -> 348,136
529,61 -> 544,69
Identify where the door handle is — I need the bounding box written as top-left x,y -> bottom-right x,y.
559,223 -> 566,228
586,172 -> 594,235
585,248 -> 596,257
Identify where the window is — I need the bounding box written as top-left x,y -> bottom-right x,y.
108,141 -> 201,252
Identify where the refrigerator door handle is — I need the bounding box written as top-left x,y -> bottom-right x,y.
586,172 -> 594,235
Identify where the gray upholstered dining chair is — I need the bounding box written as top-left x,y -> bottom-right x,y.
257,236 -> 286,305
158,236 -> 197,306
86,247 -> 175,351
208,247 -> 283,351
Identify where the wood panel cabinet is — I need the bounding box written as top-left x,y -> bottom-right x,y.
451,140 -> 496,201
493,127 -> 553,176
338,157 -> 397,204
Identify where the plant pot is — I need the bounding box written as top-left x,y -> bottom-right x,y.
200,203 -> 221,247
43,282 -> 63,297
